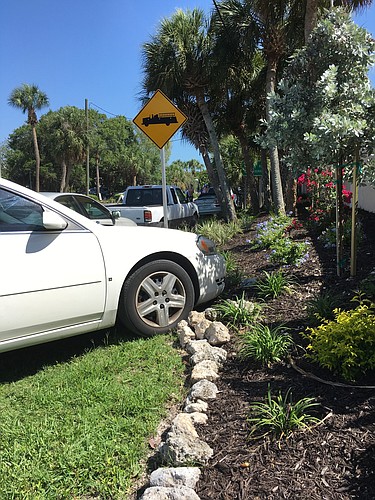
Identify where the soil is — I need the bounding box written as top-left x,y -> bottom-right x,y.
194,210 -> 375,500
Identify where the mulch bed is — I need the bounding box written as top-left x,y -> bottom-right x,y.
195,211 -> 375,500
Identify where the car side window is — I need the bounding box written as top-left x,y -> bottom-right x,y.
0,188 -> 46,232
170,189 -> 178,204
175,188 -> 187,204
54,195 -> 81,213
76,196 -> 111,220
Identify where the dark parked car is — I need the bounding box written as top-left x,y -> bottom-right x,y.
194,188 -> 222,216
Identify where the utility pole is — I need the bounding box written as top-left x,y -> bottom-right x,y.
85,99 -> 90,195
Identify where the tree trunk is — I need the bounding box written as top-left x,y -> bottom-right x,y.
195,91 -> 237,222
305,0 -> 318,43
32,125 -> 41,192
265,58 -> 285,215
237,131 -> 259,213
261,149 -> 272,211
60,159 -> 67,192
198,145 -> 221,195
285,174 -> 297,215
65,163 -> 72,193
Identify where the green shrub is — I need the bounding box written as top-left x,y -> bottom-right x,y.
254,270 -> 294,300
302,296 -> 375,380
247,386 -> 320,439
238,324 -> 293,367
318,218 -> 363,249
251,214 -> 292,249
268,238 -> 310,267
215,292 -> 263,328
359,273 -> 375,300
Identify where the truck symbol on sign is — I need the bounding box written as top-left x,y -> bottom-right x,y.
142,113 -> 178,126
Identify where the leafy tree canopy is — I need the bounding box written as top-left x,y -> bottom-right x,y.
264,8 -> 375,177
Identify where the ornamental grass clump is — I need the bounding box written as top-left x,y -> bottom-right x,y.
239,212 -> 255,231
238,324 -> 294,367
247,386 -> 320,439
220,250 -> 244,289
306,290 -> 343,324
254,270 -> 295,300
196,218 -> 242,247
215,292 -> 263,328
303,296 -> 375,381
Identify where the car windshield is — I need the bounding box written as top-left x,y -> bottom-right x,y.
125,188 -> 163,206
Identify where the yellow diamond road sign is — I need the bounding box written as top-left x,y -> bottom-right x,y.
133,89 -> 188,149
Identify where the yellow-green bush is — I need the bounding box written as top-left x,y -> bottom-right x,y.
302,298 -> 375,381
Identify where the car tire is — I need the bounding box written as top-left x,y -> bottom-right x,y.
119,260 -> 195,337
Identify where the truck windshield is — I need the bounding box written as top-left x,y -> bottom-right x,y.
125,188 -> 163,206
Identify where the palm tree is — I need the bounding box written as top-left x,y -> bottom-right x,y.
213,0 -> 304,214
210,2 -> 266,211
305,0 -> 372,41
141,8 -> 237,221
179,99 -> 221,195
40,107 -> 87,192
8,84 -> 49,192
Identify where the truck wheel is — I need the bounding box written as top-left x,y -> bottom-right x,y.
119,260 -> 195,337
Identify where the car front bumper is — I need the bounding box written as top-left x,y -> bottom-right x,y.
195,252 -> 226,305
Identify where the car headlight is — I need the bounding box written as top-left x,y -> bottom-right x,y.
196,235 -> 217,255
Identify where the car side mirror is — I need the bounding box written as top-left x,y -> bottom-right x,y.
111,210 -> 121,219
43,210 -> 68,230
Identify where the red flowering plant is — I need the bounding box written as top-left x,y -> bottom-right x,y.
297,167 -> 352,233
285,218 -> 303,236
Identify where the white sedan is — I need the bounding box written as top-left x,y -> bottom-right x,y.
41,192 -> 136,226
0,179 -> 226,353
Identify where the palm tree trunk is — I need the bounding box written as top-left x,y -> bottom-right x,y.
195,90 -> 237,222
237,131 -> 259,213
198,145 -> 221,194
305,0 -> 318,42
261,148 -> 272,211
65,163 -> 72,192
265,58 -> 285,215
32,125 -> 41,192
285,174 -> 297,215
60,159 -> 67,192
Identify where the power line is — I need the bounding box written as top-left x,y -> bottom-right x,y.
89,101 -> 119,117
88,100 -> 183,143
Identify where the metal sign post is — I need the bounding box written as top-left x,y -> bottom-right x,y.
133,90 -> 188,229
160,147 -> 168,228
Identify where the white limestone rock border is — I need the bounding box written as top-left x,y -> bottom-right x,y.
139,309 -> 230,500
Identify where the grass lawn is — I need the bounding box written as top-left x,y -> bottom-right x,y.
0,331 -> 186,498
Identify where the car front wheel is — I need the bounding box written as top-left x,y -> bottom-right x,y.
119,260 -> 195,337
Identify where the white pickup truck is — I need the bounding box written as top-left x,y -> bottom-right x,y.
106,185 -> 199,228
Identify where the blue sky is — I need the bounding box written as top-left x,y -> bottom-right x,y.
0,0 -> 374,165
